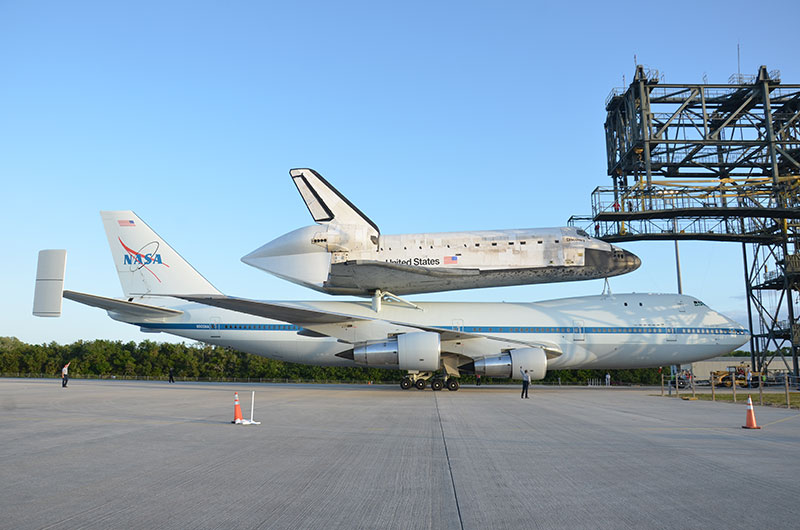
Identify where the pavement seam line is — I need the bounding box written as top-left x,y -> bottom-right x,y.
434,391 -> 465,530
761,413 -> 800,427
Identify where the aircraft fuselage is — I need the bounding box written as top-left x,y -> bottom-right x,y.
115,292 -> 747,371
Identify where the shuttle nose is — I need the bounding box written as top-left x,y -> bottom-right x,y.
622,249 -> 641,272
607,246 -> 641,276
584,246 -> 641,278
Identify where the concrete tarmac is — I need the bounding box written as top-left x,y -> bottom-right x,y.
1,379 -> 798,530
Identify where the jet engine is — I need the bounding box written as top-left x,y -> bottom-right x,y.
351,331 -> 440,371
467,347 -> 547,380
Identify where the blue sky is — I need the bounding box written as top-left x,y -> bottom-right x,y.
2,0 -> 798,344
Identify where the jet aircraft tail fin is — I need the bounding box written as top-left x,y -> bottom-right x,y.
100,211 -> 222,298
290,168 -> 380,237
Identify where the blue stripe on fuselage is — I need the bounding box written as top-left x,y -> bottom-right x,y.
134,323 -> 748,335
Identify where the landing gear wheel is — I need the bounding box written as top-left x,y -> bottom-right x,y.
414,379 -> 426,390
431,379 -> 444,391
446,379 -> 460,391
400,378 -> 412,390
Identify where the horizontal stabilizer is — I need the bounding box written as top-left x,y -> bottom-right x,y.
63,290 -> 183,318
33,249 -> 67,317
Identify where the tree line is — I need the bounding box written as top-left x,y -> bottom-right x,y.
1,336 -> 673,385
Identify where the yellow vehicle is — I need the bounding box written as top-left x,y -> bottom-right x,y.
710,367 -> 760,388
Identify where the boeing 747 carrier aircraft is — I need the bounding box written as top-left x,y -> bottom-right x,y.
34,211 -> 748,390
242,169 -> 641,303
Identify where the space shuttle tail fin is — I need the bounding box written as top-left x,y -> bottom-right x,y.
100,211 -> 222,298
289,168 -> 380,237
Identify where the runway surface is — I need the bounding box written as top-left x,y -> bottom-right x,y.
1,379 -> 798,529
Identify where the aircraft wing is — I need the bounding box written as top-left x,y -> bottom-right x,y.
64,290 -> 184,318
178,295 -> 368,324
388,322 -> 563,359
178,294 -> 562,357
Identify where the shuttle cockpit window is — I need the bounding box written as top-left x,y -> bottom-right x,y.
576,229 -> 589,238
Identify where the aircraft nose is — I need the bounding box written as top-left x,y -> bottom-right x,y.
623,249 -> 641,272
609,247 -> 641,275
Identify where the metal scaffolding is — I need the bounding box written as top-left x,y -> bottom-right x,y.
569,65 -> 800,377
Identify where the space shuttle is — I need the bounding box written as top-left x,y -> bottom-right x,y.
242,169 -> 641,299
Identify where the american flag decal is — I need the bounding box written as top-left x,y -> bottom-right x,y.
118,220 -> 136,227
444,256 -> 458,264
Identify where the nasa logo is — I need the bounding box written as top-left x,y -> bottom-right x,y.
118,238 -> 170,282
123,253 -> 163,265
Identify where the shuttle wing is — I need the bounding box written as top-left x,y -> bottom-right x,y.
326,260 -> 479,294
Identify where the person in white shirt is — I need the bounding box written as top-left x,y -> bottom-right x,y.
520,368 -> 530,399
61,362 -> 70,388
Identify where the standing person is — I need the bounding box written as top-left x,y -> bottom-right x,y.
520,368 -> 530,399
605,372 -> 611,387
168,367 -> 175,384
476,374 -> 481,386
746,369 -> 752,389
61,362 -> 70,388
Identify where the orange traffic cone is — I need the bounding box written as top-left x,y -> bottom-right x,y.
232,392 -> 244,424
742,395 -> 761,429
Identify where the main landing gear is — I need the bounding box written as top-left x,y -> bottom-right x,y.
400,372 -> 460,391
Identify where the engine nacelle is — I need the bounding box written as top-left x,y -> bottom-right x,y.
471,347 -> 547,380
353,331 -> 440,371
